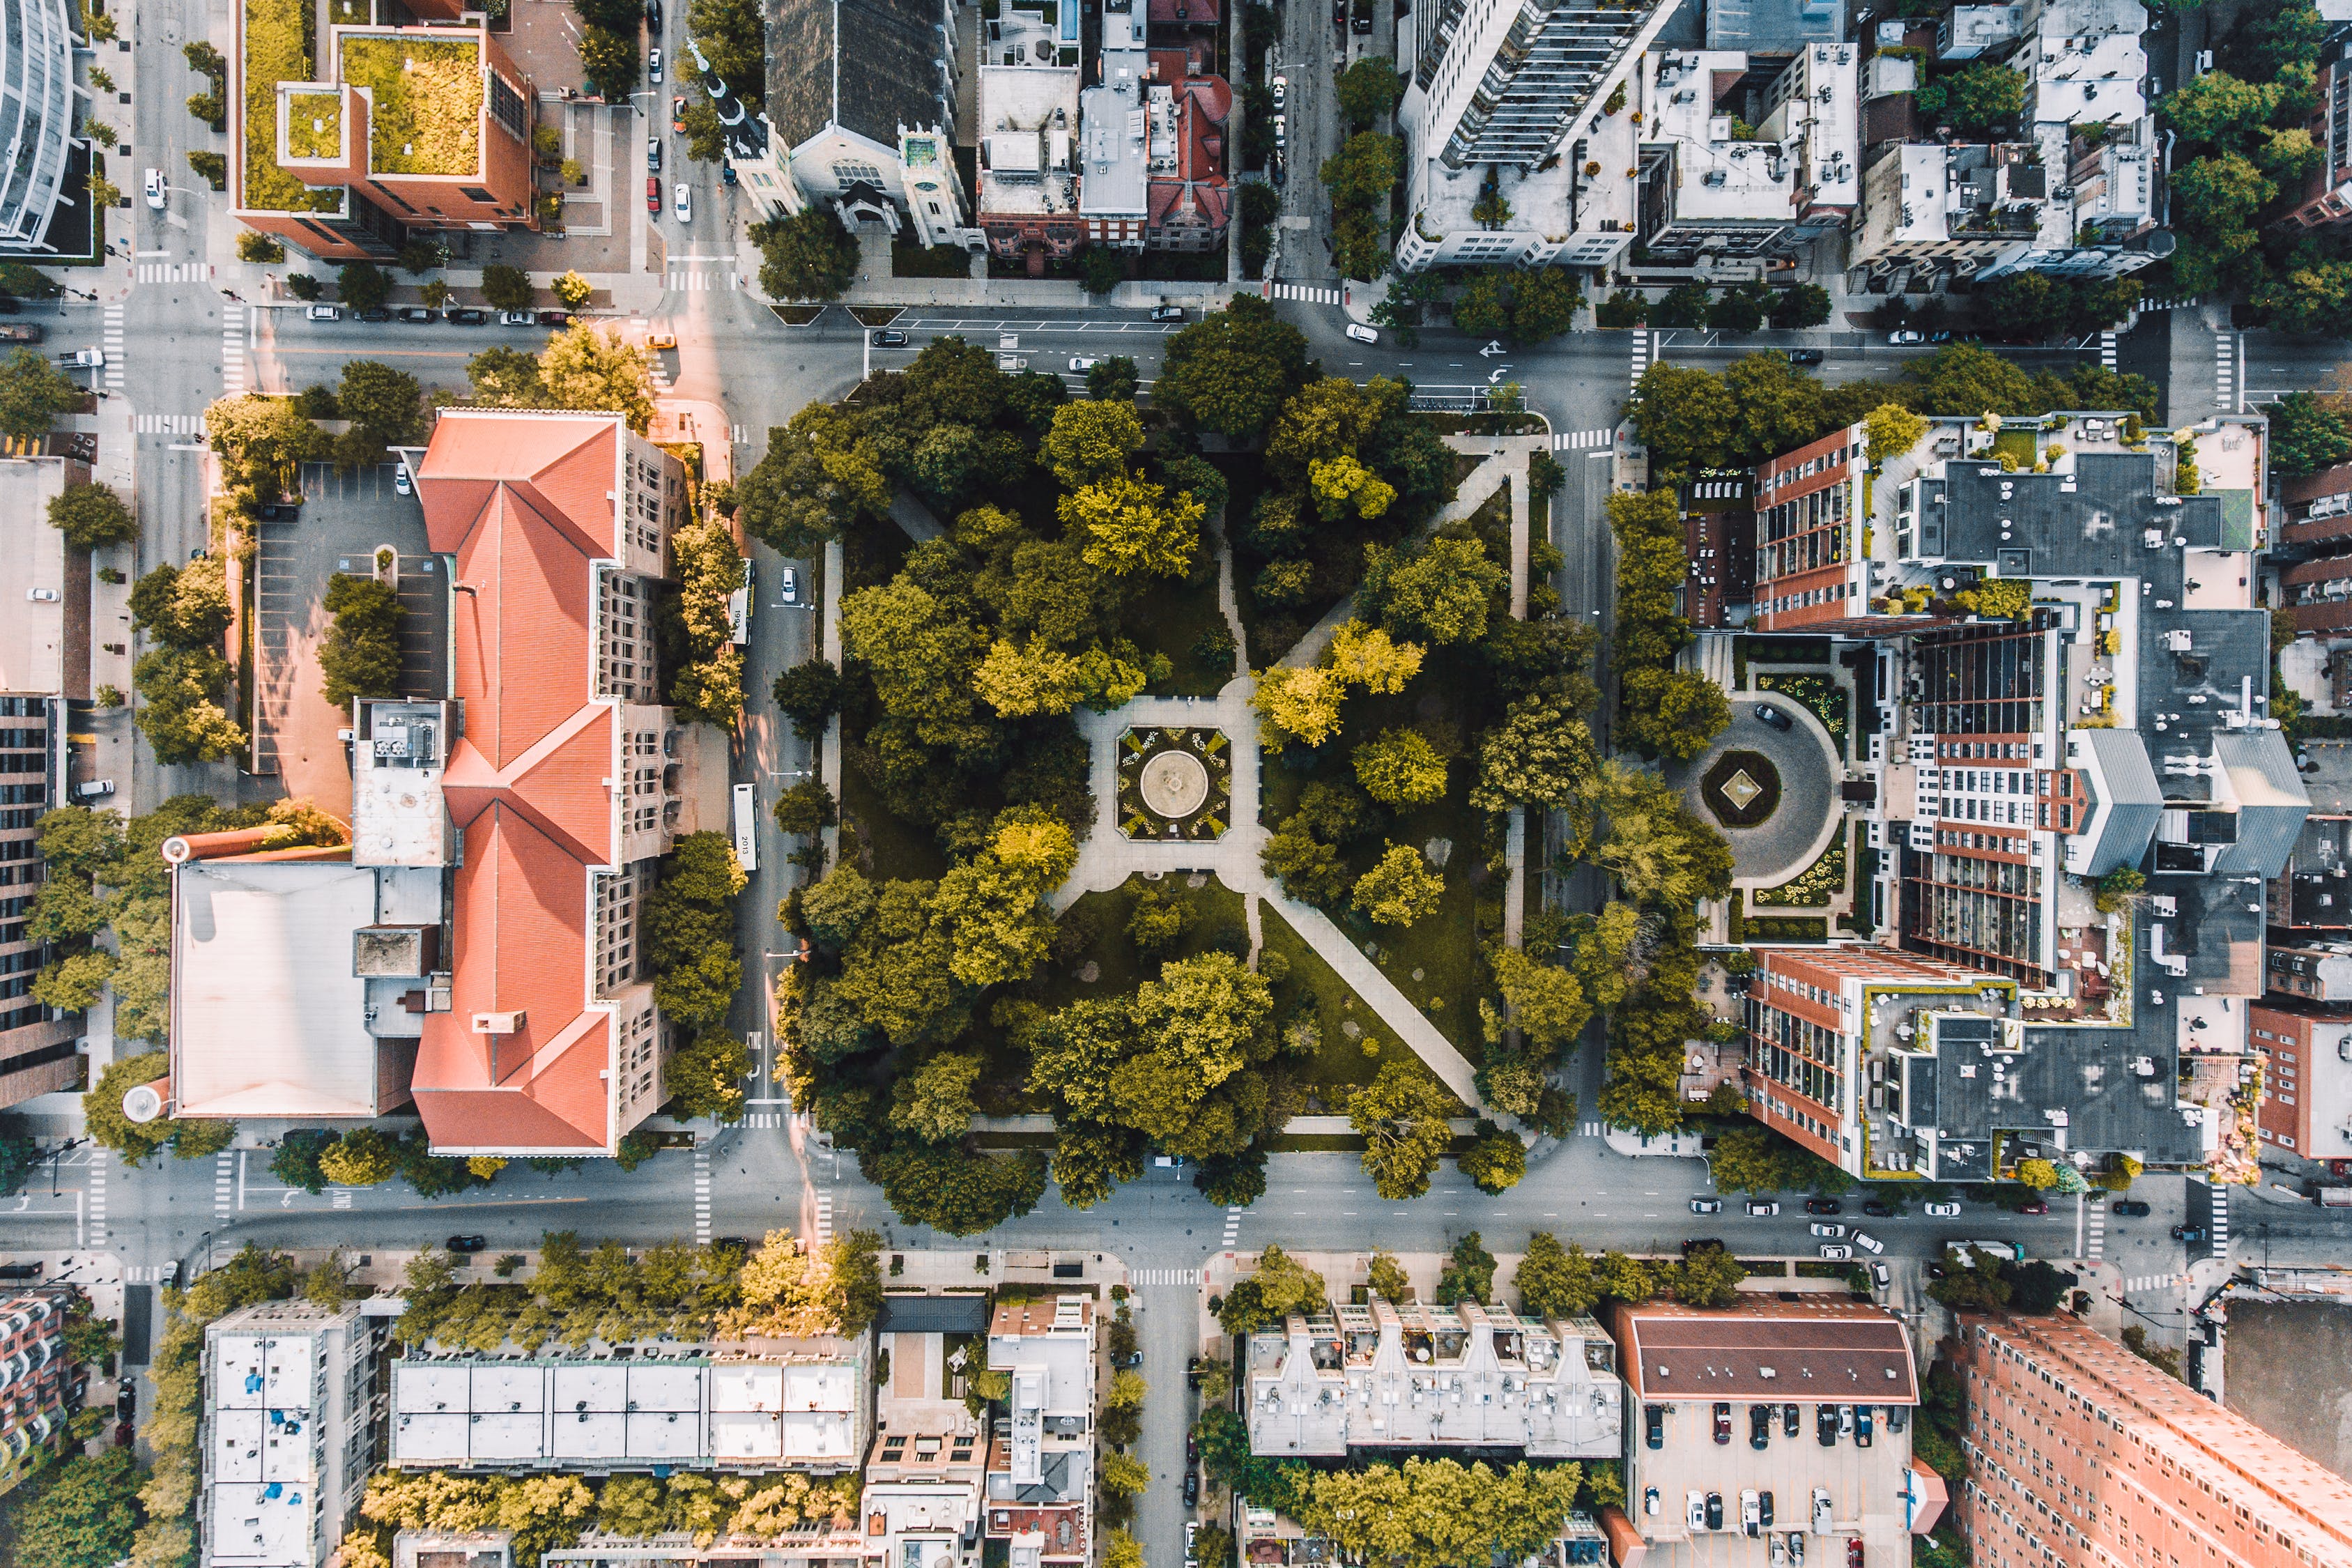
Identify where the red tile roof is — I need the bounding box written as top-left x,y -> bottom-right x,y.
1146,0 -> 1219,22
409,412 -> 628,1153
1611,1298 -> 1920,1404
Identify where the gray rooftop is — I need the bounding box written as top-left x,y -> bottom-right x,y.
877,1295 -> 992,1336
769,0 -> 953,151
1707,0 -> 1845,51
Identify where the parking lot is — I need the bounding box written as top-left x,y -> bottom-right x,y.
252,462 -> 440,808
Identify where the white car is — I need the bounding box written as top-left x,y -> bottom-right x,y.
74,779 -> 115,799
499,310 -> 535,326
1790,1530 -> 1805,1564
1344,322 -> 1378,344
1818,1243 -> 1853,1260
1691,1197 -> 1723,1214
1742,1491 -> 1761,1537
1272,72 -> 1288,107
394,463 -> 413,496
306,305 -> 340,321
1808,1222 -> 1846,1238
1888,329 -> 1924,345
1644,1488 -> 1660,1518
1688,1492 -> 1708,1532
1069,356 -> 1100,371
1924,1200 -> 1962,1217
779,566 -> 800,603
1273,112 -> 1286,148
26,587 -> 59,602
648,46 -> 663,80
59,347 -> 102,368
1811,1489 -> 1834,1535
1850,1231 -> 1884,1255
1746,1199 -> 1780,1215
1870,1261 -> 1891,1291
673,182 -> 691,222
144,168 -> 166,209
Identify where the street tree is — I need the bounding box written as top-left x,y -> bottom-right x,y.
2265,392 -> 2352,475
1865,401 -> 1929,465
1367,1247 -> 1412,1302
754,209 -> 860,301
539,324 -> 656,431
1457,1125 -> 1525,1194
1514,1232 -> 1599,1317
16,1448 -> 144,1568
1510,267 -> 1581,341
1625,361 -> 1737,471
46,480 -> 137,549
1086,357 -> 1141,402
1350,1061 -> 1455,1200
479,264 -> 535,313
334,360 -> 426,467
1155,296 -> 1310,440
206,393 -> 329,503
1615,667 -> 1730,762
337,261 -> 392,312
134,647 -> 247,764
1588,762 -> 1735,909
771,658 -> 843,740
686,0 -> 766,102
1335,59 -> 1404,127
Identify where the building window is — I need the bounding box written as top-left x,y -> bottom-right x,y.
594,868 -> 642,995
489,75 -> 528,140
597,571 -> 653,701
461,185 -> 495,203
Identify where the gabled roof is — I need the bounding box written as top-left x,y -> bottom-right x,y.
1613,1298 -> 1919,1404
409,410 -> 631,1153
769,0 -> 952,152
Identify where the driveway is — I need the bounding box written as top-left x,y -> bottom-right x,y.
1672,695 -> 1840,888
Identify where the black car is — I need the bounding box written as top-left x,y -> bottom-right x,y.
358,305 -> 392,322
1861,1200 -> 1893,1218
645,0 -> 662,26
1886,1404 -> 1908,1433
1783,1402 -> 1800,1438
2172,1224 -> 2207,1243
2112,1200 -> 2151,1216
253,502 -> 299,521
1705,1493 -> 1723,1532
1184,1470 -> 1199,1507
1759,1492 -> 1774,1529
872,329 -> 909,346
115,1385 -> 136,1418
1785,348 -> 1823,364
397,306 -> 435,323
1749,1404 -> 1772,1450
449,307 -> 489,325
1817,1404 -> 1839,1446
445,1233 -> 489,1253
1755,702 -> 1794,730
536,309 -> 574,327
1645,1405 -> 1664,1449
1713,1402 -> 1732,1445
1804,1198 -> 1842,1215
0,294 -> 22,314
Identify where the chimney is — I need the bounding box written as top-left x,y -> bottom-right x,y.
160,827 -> 281,864
123,1075 -> 172,1123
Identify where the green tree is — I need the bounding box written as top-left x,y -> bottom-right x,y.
1086,356 -> 1141,403
668,1027 -> 752,1122
2170,153 -> 2275,246
133,646 -> 247,763
1434,1231 -> 1498,1303
47,480 -> 137,549
1458,1125 -> 1526,1193
1511,267 -> 1581,342
552,270 -> 594,310
2160,70 -> 2281,153
1589,761 -> 1735,908
1514,1232 -> 1598,1318
1217,1245 -> 1329,1332
1335,59 -> 1404,127
1919,59 -> 2025,133
318,572 -> 403,708
1470,693 -> 1596,813
1626,360 -> 1738,471
1041,400 -> 1145,488
576,24 -> 639,98
17,1448 -> 144,1568
872,1143 -> 1049,1234
771,779 -> 838,836
337,261 -> 392,312
1155,295 -> 1310,440
1374,536 -> 1505,645
754,209 -> 861,302
0,346 -> 84,439
32,948 -> 114,1011
736,403 -> 891,555
1367,1247 -> 1412,1302
478,263 -> 535,313
771,658 -> 843,741
1351,841 -> 1443,927
1453,272 -> 1512,339
1865,401 -> 1929,465
539,323 -> 656,431
205,393 -> 328,504
131,557 -> 231,650
1770,284 -> 1832,328
1616,667 -> 1730,762
319,1125 -> 399,1185
1489,945 -> 1588,1050
332,360 -> 426,467
1350,1061 -> 1455,1200
2265,392 -> 2352,475
890,1050 -> 984,1144
466,344 -> 544,405
1352,727 -> 1447,805
679,96 -> 730,162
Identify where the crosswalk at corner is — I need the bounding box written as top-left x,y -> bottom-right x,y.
1220,1206 -> 1241,1248
815,1191 -> 834,1245
2214,332 -> 2236,409
221,305 -> 247,397
1629,328 -> 1651,387
2100,330 -> 2117,371
2209,1185 -> 2229,1246
666,270 -> 739,292
1580,1121 -> 1605,1137
102,302 -> 124,390
136,261 -> 215,282
730,424 -> 746,445
2084,1204 -> 2104,1259
1129,1268 -> 1202,1286
2123,1273 -> 2186,1293
214,1151 -> 235,1219
744,1112 -> 785,1128
87,1151 -> 107,1247
1269,282 -> 1342,305
693,1146 -> 712,1244
134,414 -> 206,435
1553,427 -> 1613,451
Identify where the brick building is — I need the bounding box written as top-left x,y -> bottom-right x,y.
2247,1002 -> 2352,1166
1952,1312 -> 2352,1568
1752,422 -> 1872,633
231,15 -> 539,261
0,1291 -> 77,1498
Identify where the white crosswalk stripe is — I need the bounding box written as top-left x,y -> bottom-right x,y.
667,270 -> 739,292
1129,1268 -> 1202,1286
215,1151 -> 236,1218
134,413 -> 206,435
1629,328 -> 1650,388
2139,295 -> 2201,312
1270,282 -> 1342,305
1581,1121 -> 1604,1137
730,424 -> 746,444
222,305 -> 247,397
1220,1205 -> 1241,1247
744,1112 -> 784,1128
102,302 -> 124,389
87,1151 -> 107,1247
2214,332 -> 2234,409
331,1189 -> 353,1210
693,1146 -> 712,1244
2100,330 -> 2117,371
1553,427 -> 1613,450
2209,1186 -> 2229,1244
137,261 -> 215,282
2124,1273 -> 2185,1293
2085,1207 -> 2104,1259
815,1192 -> 834,1245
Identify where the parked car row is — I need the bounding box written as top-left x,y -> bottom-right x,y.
1659,1401 -> 1904,1452
302,305 -> 574,328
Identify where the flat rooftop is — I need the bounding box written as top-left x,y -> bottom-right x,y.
1616,1298 -> 1919,1403
335,33 -> 484,176
0,459 -> 75,695
1647,52 -> 1797,223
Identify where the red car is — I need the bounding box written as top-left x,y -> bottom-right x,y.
672,95 -> 687,132
647,176 -> 661,213
2018,1199 -> 2050,1215
1847,1539 -> 1864,1568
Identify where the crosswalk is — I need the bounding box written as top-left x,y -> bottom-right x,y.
137,261 -> 214,282
101,302 -> 124,390
1129,1268 -> 1201,1286
814,1190 -> 833,1245
1581,1121 -> 1606,1137
2209,1185 -> 2229,1247
1220,1206 -> 1241,1249
1270,282 -> 1342,305
2100,330 -> 2116,371
2214,332 -> 2234,410
2139,295 -> 2201,312
2123,1272 -> 2186,1293
1629,328 -> 1652,388
2085,1204 -> 2104,1259
1553,426 -> 1613,451
331,1189 -> 353,1210
134,413 -> 206,436
123,1265 -> 174,1284
744,1112 -> 785,1128
693,1145 -> 712,1245
215,1151 -> 236,1218
222,304 -> 247,397
88,1151 -> 107,1247
667,270 -> 739,292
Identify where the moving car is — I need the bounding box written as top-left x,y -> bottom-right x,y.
721,161 -> 737,185
1755,702 -> 1794,730
1861,1200 -> 1893,1217
674,182 -> 691,222
1691,1197 -> 1723,1214
1273,112 -> 1286,148
446,1234 -> 488,1253
1924,1200 -> 1961,1217
145,168 -> 167,209
1272,73 -> 1286,107
1069,356 -> 1100,371
57,347 -> 102,367
1742,1491 -> 1761,1537
1786,348 -> 1823,364
1818,1243 -> 1853,1260
394,463 -> 413,496
1645,1405 -> 1664,1449
871,329 -> 910,347
2172,1224 -> 2207,1242
1809,1222 -> 1847,1238
1746,1199 -> 1780,1215
2017,1197 -> 2050,1215
1345,323 -> 1378,344
649,137 -> 663,171
645,0 -> 661,25
1749,1404 -> 1772,1450
500,310 -> 535,326
1713,1403 -> 1732,1445
2112,1200 -> 2151,1216
1804,1198 -> 1842,1215
779,567 -> 801,602
648,330 -> 679,349
649,46 -> 663,80
1151,305 -> 1185,321
306,305 -> 340,321
648,175 -> 662,213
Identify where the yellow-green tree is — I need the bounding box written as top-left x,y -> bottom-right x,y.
1353,728 -> 1448,805
1253,663 -> 1346,747
1352,842 -> 1443,927
1326,618 -> 1424,694
1309,454 -> 1396,520
1040,399 -> 1146,489
1060,471 -> 1204,578
973,637 -> 1085,717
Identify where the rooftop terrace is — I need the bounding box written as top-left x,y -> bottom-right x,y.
337,33 -> 484,176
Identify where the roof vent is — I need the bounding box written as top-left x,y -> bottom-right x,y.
472,1011 -> 525,1035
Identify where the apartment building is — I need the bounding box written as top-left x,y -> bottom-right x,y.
1069,5 -> 1232,253
983,1296 -> 1093,1568
1244,1295 -> 1624,1459
231,15 -> 538,261
976,6 -> 1083,270
1753,422 -> 1871,633
1758,43 -> 1861,235
202,1301 -> 389,1568
1937,3 -> 2022,59
861,1294 -> 992,1568
2284,39 -> 2352,229
1607,1298 -> 1940,1568
1952,1313 -> 2352,1568
390,1341 -> 868,1473
744,0 -> 969,245
2263,744 -> 2352,932
2247,1002 -> 2352,1165
1393,0 -> 1672,270
0,1291 -> 79,1498
1635,52 -> 1799,267
2267,938 -> 2352,1004
0,0 -> 97,260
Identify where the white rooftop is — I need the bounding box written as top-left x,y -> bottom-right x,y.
351,700 -> 452,868
0,459 -> 77,698
1647,52 -> 1797,222
1760,44 -> 1859,211
1079,5 -> 1149,221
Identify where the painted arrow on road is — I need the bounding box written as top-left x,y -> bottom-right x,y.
1480,341 -> 1506,357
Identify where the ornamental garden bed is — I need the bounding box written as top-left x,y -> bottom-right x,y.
1700,748 -> 1781,829
1755,670 -> 1850,758
1118,726 -> 1233,840
1752,831 -> 1847,909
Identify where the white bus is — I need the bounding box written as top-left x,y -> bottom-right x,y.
731,783 -> 758,872
729,561 -> 753,645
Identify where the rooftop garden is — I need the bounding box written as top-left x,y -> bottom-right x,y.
285,89 -> 341,158
242,0 -> 336,210
339,34 -> 484,176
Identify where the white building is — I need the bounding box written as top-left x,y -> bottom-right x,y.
202,1302 -> 388,1568
1757,44 -> 1859,239
983,1296 -> 1093,1568
1245,1296 -> 1624,1459
1077,1 -> 1151,249
1393,0 -> 1674,271
1635,52 -> 1797,268
389,1344 -> 868,1473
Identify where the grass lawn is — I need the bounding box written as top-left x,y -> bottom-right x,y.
1029,874 -> 1250,1016
839,764 -> 948,884
1259,901 -> 1452,1109
1992,427 -> 2037,468
1130,566 -> 1234,696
